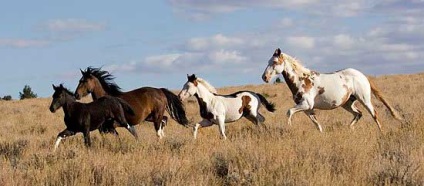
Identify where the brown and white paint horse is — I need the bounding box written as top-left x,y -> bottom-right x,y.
178,74 -> 276,139
262,48 -> 401,132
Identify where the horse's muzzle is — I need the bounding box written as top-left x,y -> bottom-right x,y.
49,106 -> 56,113
262,75 -> 270,83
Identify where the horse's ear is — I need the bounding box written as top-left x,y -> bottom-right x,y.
80,69 -> 84,75
52,84 -> 57,90
273,48 -> 281,57
59,84 -> 64,89
187,74 -> 196,82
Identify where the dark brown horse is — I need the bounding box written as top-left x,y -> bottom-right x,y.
49,84 -> 137,151
74,67 -> 189,139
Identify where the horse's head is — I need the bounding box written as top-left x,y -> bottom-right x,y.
262,48 -> 285,83
178,74 -> 198,101
74,68 -> 96,99
50,84 -> 74,113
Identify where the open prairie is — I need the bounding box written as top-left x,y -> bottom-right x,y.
0,73 -> 423,185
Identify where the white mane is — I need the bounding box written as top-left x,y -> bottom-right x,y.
196,78 -> 217,94
281,52 -> 311,76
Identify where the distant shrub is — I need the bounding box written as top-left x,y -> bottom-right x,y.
1,95 -> 12,101
19,85 -> 37,100
275,77 -> 283,84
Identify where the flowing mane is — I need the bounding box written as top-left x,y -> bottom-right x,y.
281,53 -> 311,77
196,78 -> 217,94
84,67 -> 123,96
57,84 -> 75,97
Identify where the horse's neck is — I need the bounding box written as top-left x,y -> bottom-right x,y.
91,78 -> 108,100
195,84 -> 216,104
282,62 -> 304,95
62,96 -> 77,115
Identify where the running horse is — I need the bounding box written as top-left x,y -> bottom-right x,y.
74,67 -> 188,138
178,74 -> 276,139
262,48 -> 402,132
49,84 -> 137,151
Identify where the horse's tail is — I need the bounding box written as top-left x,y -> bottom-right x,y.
256,93 -> 276,112
116,97 -> 135,116
160,88 -> 189,126
369,80 -> 402,120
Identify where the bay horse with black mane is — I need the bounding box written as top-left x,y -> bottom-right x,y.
262,48 -> 402,132
49,84 -> 137,151
74,67 -> 189,139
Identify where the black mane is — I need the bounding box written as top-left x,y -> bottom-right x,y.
84,67 -> 123,96
53,84 -> 76,101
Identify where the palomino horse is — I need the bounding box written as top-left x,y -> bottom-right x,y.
74,67 -> 188,139
49,84 -> 137,151
178,74 -> 276,139
262,48 -> 402,132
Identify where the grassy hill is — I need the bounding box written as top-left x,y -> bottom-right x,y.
0,73 -> 423,185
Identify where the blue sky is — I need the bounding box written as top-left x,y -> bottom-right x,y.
1,0 -> 423,98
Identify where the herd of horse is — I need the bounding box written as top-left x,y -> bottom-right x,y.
49,48 -> 402,151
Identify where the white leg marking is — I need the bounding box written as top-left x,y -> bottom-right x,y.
53,136 -> 63,152
193,123 -> 200,139
217,116 -> 227,140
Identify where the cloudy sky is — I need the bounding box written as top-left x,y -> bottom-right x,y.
1,0 -> 423,98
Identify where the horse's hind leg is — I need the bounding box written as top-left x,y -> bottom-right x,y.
256,113 -> 265,123
83,130 -> 91,147
362,101 -> 382,132
114,111 -> 139,139
342,97 -> 362,129
356,94 -> 382,132
245,113 -> 265,125
305,110 -> 323,132
100,119 -> 119,136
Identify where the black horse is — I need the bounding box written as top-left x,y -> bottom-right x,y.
49,84 -> 137,151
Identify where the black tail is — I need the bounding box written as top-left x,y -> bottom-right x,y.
161,88 -> 189,126
116,97 -> 135,116
256,93 -> 276,112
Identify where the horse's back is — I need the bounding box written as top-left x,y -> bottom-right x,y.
120,87 -> 167,107
219,91 -> 259,121
117,87 -> 168,124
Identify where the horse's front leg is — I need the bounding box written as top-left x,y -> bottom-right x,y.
193,119 -> 214,139
287,101 -> 312,126
216,115 -> 227,140
53,129 -> 76,152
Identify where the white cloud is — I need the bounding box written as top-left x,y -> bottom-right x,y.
333,34 -> 355,49
185,34 -> 244,51
104,48 -> 248,75
286,36 -> 315,49
207,50 -> 246,64
169,0 -> 321,20
0,39 -> 49,48
279,18 -> 293,27
43,19 -> 106,33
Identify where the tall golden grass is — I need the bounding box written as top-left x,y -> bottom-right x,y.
0,73 -> 423,185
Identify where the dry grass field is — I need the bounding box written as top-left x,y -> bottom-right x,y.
0,73 -> 423,185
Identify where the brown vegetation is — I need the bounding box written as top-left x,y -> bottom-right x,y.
0,73 -> 423,185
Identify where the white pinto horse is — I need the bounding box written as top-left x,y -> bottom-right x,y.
178,74 -> 276,139
262,48 -> 402,132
